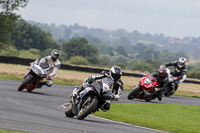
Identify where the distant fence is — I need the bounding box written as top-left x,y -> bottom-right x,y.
0,56 -> 200,84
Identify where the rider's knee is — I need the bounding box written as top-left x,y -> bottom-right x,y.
179,75 -> 187,83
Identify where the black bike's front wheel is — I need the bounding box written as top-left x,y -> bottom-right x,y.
77,97 -> 98,120
18,75 -> 32,91
65,103 -> 75,118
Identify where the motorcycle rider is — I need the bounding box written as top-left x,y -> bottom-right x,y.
164,57 -> 187,93
152,65 -> 172,101
165,57 -> 187,83
75,66 -> 124,112
33,49 -> 61,88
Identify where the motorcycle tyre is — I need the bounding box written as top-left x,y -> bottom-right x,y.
18,75 -> 32,91
65,103 -> 75,118
77,97 -> 98,120
127,86 -> 140,100
164,86 -> 178,97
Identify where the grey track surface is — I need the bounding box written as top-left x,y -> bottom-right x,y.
0,79 -> 199,133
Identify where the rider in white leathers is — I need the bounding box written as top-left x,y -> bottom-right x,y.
34,49 -> 61,87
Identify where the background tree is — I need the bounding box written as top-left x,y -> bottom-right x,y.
62,37 -> 99,64
0,0 -> 29,48
63,28 -> 71,40
99,54 -> 111,66
115,46 -> 128,57
136,48 -> 160,60
68,56 -> 89,65
11,19 -> 60,51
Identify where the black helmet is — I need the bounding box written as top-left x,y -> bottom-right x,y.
51,49 -> 60,61
109,66 -> 122,82
158,65 -> 167,78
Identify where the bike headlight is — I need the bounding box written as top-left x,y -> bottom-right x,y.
32,67 -> 40,74
144,78 -> 152,84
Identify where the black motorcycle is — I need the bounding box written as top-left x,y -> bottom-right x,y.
18,63 -> 46,92
65,78 -> 113,120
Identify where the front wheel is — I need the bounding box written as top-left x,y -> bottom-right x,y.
65,103 -> 75,118
77,97 -> 98,120
127,86 -> 141,100
18,75 -> 32,91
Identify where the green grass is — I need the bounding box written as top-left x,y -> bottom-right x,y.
175,93 -> 200,98
0,75 -> 22,80
53,80 -> 81,86
0,75 -> 80,86
1,74 -> 199,98
0,129 -> 25,133
93,103 -> 200,133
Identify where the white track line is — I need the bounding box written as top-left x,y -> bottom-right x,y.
61,103 -> 169,133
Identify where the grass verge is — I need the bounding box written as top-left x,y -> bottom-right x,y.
175,93 -> 200,98
0,129 -> 25,133
1,74 -> 199,98
93,103 -> 200,133
0,75 -> 80,86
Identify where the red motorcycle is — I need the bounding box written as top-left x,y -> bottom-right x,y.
127,75 -> 159,102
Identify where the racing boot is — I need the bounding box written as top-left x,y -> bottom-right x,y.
157,91 -> 163,101
37,81 -> 52,88
37,82 -> 46,88
170,82 -> 176,94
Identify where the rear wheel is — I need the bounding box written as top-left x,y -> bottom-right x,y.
77,97 -> 98,120
127,86 -> 141,100
164,84 -> 178,97
18,75 -> 32,91
65,103 -> 75,117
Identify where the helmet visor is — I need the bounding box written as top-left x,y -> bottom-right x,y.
179,62 -> 185,66
112,73 -> 121,81
159,72 -> 166,77
51,55 -> 58,60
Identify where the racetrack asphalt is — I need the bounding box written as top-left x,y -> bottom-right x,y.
0,79 -> 199,133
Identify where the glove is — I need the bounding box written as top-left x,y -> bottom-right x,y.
46,75 -> 50,79
173,77 -> 178,81
112,94 -> 120,101
155,88 -> 160,92
87,77 -> 95,84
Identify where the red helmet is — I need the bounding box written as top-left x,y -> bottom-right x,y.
158,65 -> 167,78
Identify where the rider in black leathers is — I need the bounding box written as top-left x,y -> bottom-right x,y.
152,65 -> 171,101
164,57 -> 187,93
165,57 -> 187,83
76,66 -> 124,112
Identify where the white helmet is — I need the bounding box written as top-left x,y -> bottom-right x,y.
178,57 -> 186,68
51,49 -> 60,61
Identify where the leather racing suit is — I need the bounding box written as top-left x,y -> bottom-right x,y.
79,71 -> 124,111
34,56 -> 61,87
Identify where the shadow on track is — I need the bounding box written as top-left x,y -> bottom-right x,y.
81,116 -> 112,124
126,99 -> 162,104
19,90 -> 61,97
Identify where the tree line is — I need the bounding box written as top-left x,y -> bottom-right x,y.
0,0 -> 200,79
